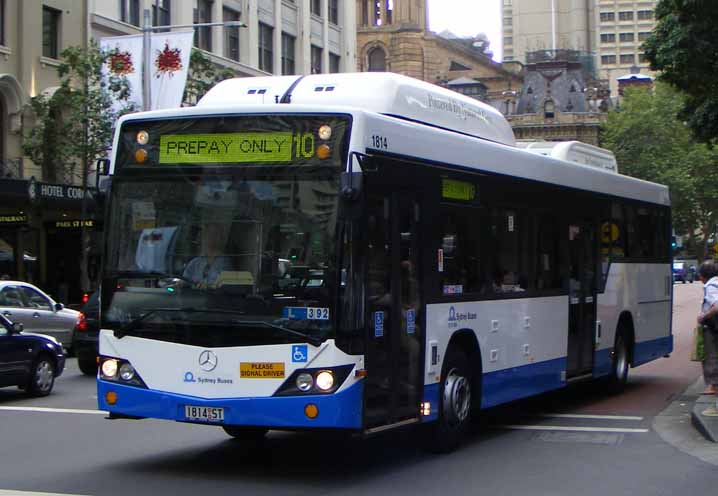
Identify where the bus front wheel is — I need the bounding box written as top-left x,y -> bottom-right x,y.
425,347 -> 472,453
222,426 -> 268,441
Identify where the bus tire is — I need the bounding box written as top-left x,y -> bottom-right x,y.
425,347 -> 472,453
607,331 -> 630,393
222,426 -> 268,441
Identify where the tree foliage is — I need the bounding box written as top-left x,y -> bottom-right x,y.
23,41 -> 135,184
643,0 -> 718,143
182,49 -> 236,106
602,83 -> 718,257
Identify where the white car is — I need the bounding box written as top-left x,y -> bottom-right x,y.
0,281 -> 79,350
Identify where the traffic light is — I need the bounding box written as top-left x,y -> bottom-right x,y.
671,236 -> 677,249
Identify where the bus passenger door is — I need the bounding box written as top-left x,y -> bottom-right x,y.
364,191 -> 423,428
567,221 -> 597,377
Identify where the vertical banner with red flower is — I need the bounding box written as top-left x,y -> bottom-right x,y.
100,34 -> 144,110
149,31 -> 193,110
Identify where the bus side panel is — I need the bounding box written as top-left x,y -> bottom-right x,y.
425,297 -> 568,410
594,263 -> 672,376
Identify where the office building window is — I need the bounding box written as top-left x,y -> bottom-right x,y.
601,54 -> 617,65
311,45 -> 322,74
223,7 -> 240,61
620,53 -> 635,64
153,0 -> 171,29
329,0 -> 338,24
281,33 -> 295,75
503,17 -> 512,26
311,0 -> 321,16
368,47 -> 386,72
259,23 -> 273,72
329,52 -> 340,73
120,0 -> 140,26
638,31 -> 651,42
601,33 -> 616,43
637,10 -> 654,20
619,32 -> 634,42
504,36 -> 513,45
618,11 -> 634,21
638,53 -> 648,63
600,12 -> 615,22
42,6 -> 60,59
194,0 -> 213,51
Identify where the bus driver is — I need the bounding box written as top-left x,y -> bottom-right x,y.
183,222 -> 233,288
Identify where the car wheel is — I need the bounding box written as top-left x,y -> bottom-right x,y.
606,332 -> 630,393
222,426 -> 268,441
78,355 -> 98,376
26,355 -> 56,397
425,347 -> 472,453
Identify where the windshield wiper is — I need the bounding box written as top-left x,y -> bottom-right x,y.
230,319 -> 322,347
115,307 -> 323,346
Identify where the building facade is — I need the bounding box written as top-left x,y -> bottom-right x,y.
502,0 -> 657,96
356,0 -> 522,112
90,0 -> 357,77
507,50 -> 611,146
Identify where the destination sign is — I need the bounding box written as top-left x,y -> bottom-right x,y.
442,178 -> 477,202
159,132 -> 316,164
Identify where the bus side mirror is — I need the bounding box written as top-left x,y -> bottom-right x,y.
95,158 -> 110,189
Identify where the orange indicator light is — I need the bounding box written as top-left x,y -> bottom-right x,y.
316,144 -> 331,160
106,391 -> 118,405
135,149 -> 148,163
304,403 -> 319,419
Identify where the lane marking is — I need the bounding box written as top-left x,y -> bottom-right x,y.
0,491 -> 92,496
534,413 -> 644,421
0,406 -> 107,415
498,425 -> 649,433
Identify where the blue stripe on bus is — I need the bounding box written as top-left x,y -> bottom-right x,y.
632,335 -> 672,366
480,357 -> 566,409
97,379 -> 364,429
593,335 -> 673,377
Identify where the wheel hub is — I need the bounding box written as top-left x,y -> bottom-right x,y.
443,369 -> 471,425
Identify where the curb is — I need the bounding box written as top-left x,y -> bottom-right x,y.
691,393 -> 718,443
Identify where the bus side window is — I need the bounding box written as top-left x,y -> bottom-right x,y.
438,206 -> 482,296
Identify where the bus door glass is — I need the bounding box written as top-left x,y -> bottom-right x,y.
567,220 -> 597,377
365,191 -> 422,427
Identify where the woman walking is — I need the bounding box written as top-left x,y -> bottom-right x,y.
696,260 -> 718,416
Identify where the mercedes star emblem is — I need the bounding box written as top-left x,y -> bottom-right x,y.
198,350 -> 218,372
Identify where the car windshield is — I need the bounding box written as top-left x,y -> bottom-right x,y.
102,172 -> 340,346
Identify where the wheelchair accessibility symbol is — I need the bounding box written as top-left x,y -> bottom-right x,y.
292,345 -> 308,363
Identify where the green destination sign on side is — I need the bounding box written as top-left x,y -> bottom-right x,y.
159,132 -> 294,164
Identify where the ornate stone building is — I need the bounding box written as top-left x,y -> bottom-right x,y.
355,0 -> 522,112
508,50 -> 612,146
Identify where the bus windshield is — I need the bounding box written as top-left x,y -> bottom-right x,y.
103,172 -> 340,346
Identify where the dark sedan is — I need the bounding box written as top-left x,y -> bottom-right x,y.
0,314 -> 65,396
71,291 -> 99,376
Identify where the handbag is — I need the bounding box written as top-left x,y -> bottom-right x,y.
691,324 -> 706,362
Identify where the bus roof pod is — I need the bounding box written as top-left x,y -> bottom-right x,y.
197,72 -> 517,147
516,140 -> 619,173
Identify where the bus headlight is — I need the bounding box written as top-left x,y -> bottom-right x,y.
101,359 -> 118,378
119,363 -> 136,381
296,373 -> 314,392
315,370 -> 335,391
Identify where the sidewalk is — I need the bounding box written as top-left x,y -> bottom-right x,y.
691,377 -> 718,442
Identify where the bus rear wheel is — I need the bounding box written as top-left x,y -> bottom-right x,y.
222,426 -> 268,441
607,331 -> 630,393
425,347 -> 472,453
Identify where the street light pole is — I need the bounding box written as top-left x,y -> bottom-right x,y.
139,8 -> 247,111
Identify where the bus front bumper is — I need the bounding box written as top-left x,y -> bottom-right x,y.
97,379 -> 364,429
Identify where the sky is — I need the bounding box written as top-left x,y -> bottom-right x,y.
427,0 -> 502,61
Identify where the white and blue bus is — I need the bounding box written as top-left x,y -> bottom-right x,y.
97,73 -> 672,451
